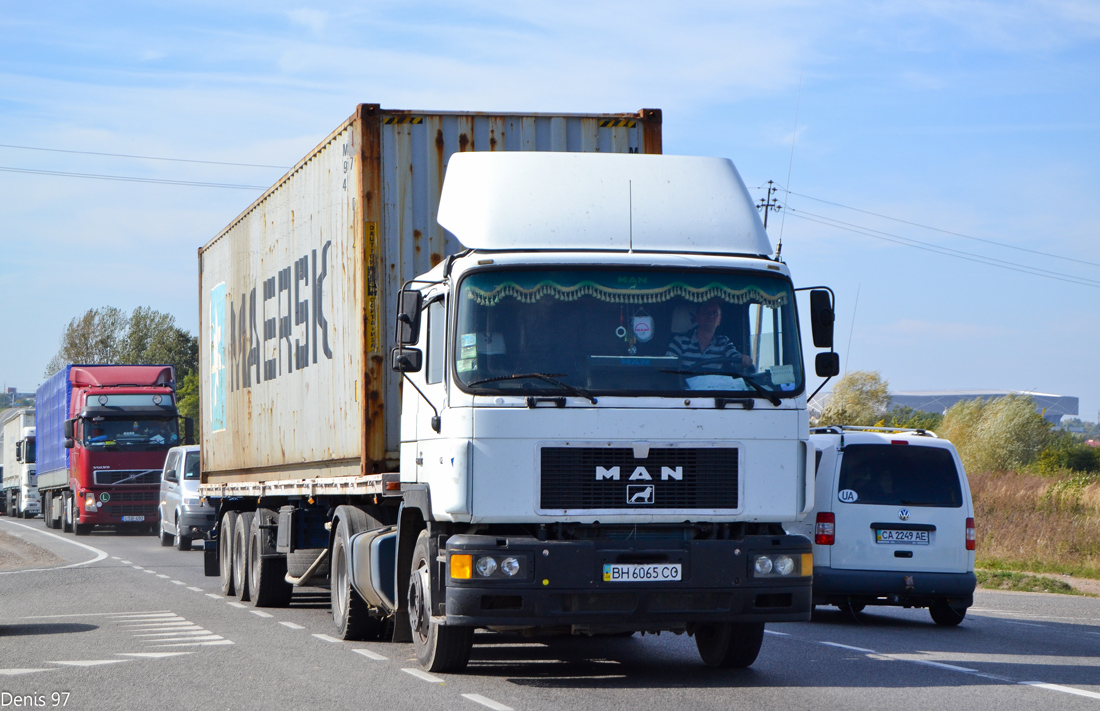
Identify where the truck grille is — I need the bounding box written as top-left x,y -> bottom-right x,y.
107,491 -> 158,502
540,447 -> 738,511
94,470 -> 161,485
105,504 -> 159,516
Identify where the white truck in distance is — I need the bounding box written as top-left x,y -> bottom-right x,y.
199,105 -> 840,673
2,409 -> 39,518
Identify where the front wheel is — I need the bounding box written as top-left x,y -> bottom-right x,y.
175,515 -> 192,551
695,621 -> 765,668
62,492 -> 73,533
160,524 -> 174,546
408,530 -> 473,672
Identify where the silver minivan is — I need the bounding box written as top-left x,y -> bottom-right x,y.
791,426 -> 976,625
158,445 -> 216,550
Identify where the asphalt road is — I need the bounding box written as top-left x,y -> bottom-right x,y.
2,516 -> 1099,711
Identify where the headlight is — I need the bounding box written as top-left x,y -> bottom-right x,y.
84,493 -> 97,511
475,556 -> 498,577
500,557 -> 520,576
753,553 -> 810,578
754,556 -> 773,575
774,555 -> 795,576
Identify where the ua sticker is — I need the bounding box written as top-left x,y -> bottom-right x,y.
838,489 -> 858,503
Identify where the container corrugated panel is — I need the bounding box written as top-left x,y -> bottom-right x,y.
200,104 -> 662,483
35,366 -> 73,490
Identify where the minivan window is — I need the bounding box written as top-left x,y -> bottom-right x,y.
184,452 -> 200,480
838,445 -> 963,508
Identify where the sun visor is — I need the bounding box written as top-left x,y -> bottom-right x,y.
436,152 -> 772,256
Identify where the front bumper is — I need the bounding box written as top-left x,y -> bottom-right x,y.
813,567 -> 976,608
443,534 -> 812,629
177,505 -> 217,534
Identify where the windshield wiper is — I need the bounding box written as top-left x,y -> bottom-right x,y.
660,369 -> 782,406
467,373 -> 597,404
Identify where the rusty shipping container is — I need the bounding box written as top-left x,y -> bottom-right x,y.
199,104 -> 663,484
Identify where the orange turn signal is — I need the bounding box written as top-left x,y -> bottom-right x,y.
450,554 -> 472,579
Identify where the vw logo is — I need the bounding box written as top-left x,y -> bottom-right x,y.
898,508 -> 910,521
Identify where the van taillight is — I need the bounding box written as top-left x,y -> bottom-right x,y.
966,517 -> 976,551
815,512 -> 835,545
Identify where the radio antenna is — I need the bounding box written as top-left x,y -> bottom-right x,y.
777,67 -> 803,246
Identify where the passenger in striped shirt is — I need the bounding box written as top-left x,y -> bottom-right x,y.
665,299 -> 753,371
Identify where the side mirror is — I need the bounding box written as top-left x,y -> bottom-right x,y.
815,352 -> 840,378
15,442 -> 22,462
63,419 -> 75,439
165,469 -> 178,483
809,289 -> 834,349
391,347 -> 423,373
184,418 -> 195,446
64,438 -> 74,449
397,289 -> 423,345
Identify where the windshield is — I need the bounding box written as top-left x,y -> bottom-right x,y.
183,452 -> 200,479
82,418 -> 180,452
454,268 -> 804,398
24,439 -> 35,464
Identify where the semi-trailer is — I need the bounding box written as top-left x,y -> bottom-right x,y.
1,408 -> 38,518
36,364 -> 181,534
198,103 -> 839,672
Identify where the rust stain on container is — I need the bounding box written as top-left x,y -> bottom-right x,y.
429,252 -> 443,267
413,229 -> 422,255
458,133 -> 469,152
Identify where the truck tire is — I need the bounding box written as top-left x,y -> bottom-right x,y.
42,493 -> 53,529
15,493 -> 23,518
331,513 -> 381,641
219,511 -> 239,597
929,600 -> 966,626
408,530 -> 473,672
248,509 -> 292,607
175,514 -> 192,551
695,622 -> 765,668
288,549 -> 328,580
62,492 -> 74,534
232,512 -> 254,602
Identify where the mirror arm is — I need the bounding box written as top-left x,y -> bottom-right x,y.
401,374 -> 442,433
808,373 -> 833,405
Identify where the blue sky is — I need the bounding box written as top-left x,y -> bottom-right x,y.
2,1 -> 1098,421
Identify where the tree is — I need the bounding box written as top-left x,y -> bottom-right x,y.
817,370 -> 891,426
176,370 -> 200,440
940,394 -> 1052,473
44,306 -> 127,375
882,405 -> 943,432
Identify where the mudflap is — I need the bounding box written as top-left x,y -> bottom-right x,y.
203,539 -> 219,577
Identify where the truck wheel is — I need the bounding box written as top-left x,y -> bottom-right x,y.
219,511 -> 239,597
695,621 -> 765,668
408,530 -> 473,672
15,494 -> 23,518
175,515 -> 192,551
232,512 -> 254,602
42,493 -> 52,529
929,600 -> 966,626
248,509 -> 292,607
331,515 -> 381,640
62,492 -> 73,533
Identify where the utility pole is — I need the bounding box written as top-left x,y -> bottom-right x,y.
756,180 -> 782,229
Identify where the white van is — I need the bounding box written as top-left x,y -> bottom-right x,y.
791,426 -> 976,625
158,445 -> 216,550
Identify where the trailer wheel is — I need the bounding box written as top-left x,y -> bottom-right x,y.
694,622 -> 765,668
331,515 -> 381,640
62,492 -> 73,533
248,509 -> 291,607
219,511 -> 239,596
408,530 -> 473,672
42,493 -> 53,529
232,512 -> 254,602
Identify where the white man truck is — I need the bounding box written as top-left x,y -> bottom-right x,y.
2,409 -> 39,518
199,104 -> 839,672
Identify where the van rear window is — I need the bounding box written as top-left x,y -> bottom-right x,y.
838,445 -> 963,508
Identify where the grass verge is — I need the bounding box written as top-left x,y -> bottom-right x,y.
975,569 -> 1088,596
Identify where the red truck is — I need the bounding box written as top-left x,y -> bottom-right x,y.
36,365 -> 185,535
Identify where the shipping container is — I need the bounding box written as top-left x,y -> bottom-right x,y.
199,104 -> 662,484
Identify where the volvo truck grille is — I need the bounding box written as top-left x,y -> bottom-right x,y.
539,447 -> 738,510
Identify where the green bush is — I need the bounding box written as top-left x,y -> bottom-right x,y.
883,405 -> 943,432
1037,431 -> 1100,474
940,394 -> 1052,473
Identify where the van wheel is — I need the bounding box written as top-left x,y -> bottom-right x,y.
929,600 -> 966,626
695,622 -> 765,668
219,512 -> 239,596
232,512 -> 255,602
160,524 -> 174,546
408,530 -> 473,672
175,515 -> 192,551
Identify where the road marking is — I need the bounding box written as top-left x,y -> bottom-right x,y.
111,556 -> 120,560
905,659 -> 979,673
187,587 -> 204,592
156,574 -> 169,578
764,630 -> 789,636
125,623 -> 197,630
144,570 -> 157,574
462,694 -> 513,710
1002,620 -> 1045,628
820,641 -> 876,653
279,622 -> 305,630
171,580 -> 185,585
116,653 -> 193,659
227,602 -> 247,609
205,594 -> 222,599
15,611 -> 171,620
133,566 -> 144,570
250,610 -> 273,618
148,639 -> 234,647
313,634 -> 342,643
0,669 -> 57,676
353,649 -> 388,661
1021,682 -> 1100,700
143,635 -> 225,644
49,660 -> 130,667
120,560 -> 132,564
0,520 -> 109,573
402,668 -> 445,683
135,630 -> 209,637
116,614 -> 180,621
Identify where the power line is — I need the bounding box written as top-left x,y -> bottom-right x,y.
0,166 -> 267,190
786,209 -> 1100,289
0,143 -> 290,170
781,188 -> 1100,270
